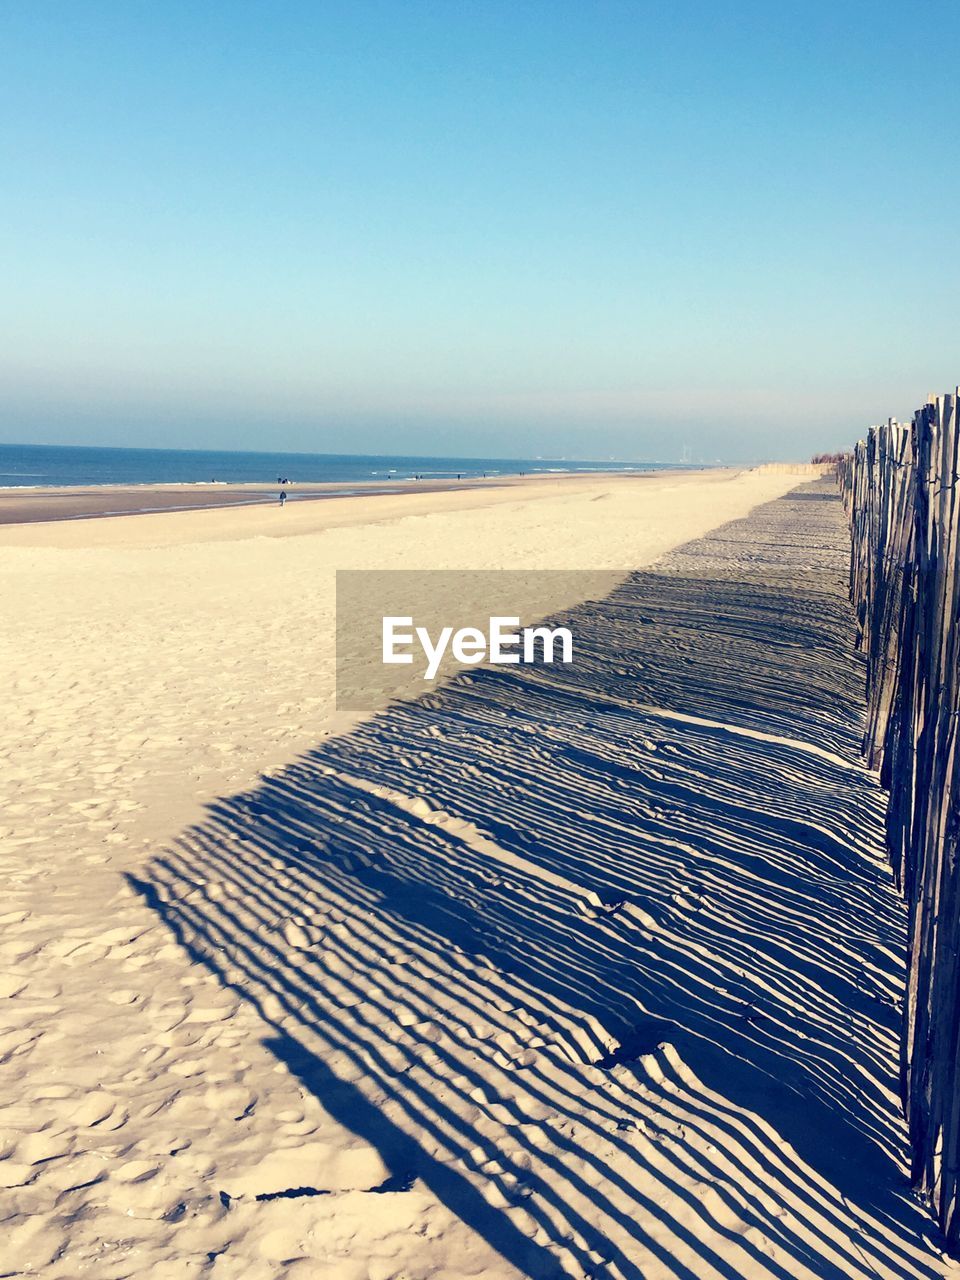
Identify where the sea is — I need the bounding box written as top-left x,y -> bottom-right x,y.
0,442 -> 683,488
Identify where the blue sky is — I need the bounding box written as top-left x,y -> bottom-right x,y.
1,1 -> 958,461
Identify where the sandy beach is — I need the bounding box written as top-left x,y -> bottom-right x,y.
0,468 -> 797,840
1,465 -> 944,1279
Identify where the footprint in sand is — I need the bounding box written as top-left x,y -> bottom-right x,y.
281,921 -> 323,949
70,1091 -> 121,1128
185,1002 -> 238,1025
107,989 -> 142,1006
0,1029 -> 41,1064
44,1151 -> 108,1193
203,1084 -> 257,1118
0,1161 -> 37,1188
114,1159 -> 160,1184
16,1129 -> 73,1165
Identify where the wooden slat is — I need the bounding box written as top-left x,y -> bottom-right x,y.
842,392 -> 960,1245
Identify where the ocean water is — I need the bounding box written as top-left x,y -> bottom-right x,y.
0,442 -> 681,488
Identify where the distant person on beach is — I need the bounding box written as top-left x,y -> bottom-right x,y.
279,489 -> 287,507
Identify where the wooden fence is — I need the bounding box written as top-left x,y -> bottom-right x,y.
841,392 -> 960,1245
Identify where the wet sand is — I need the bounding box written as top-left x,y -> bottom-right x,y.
0,476 -> 514,525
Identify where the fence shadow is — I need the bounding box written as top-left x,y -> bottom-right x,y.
131,485 -> 944,1279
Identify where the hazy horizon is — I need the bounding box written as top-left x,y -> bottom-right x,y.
2,1 -> 957,462
0,437 -> 728,466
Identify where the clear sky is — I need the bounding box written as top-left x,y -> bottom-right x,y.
1,1 -> 958,462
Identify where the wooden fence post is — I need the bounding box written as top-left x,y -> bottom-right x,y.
843,391 -> 960,1246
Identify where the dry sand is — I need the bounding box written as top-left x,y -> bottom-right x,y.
1,465 -> 943,1279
